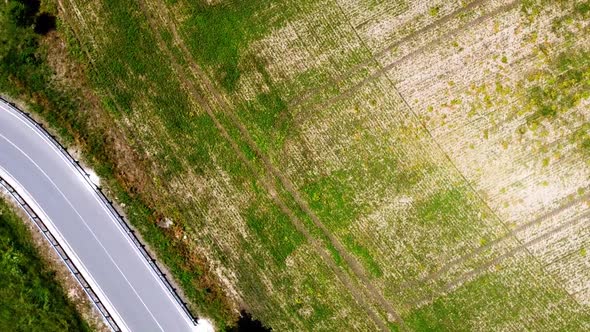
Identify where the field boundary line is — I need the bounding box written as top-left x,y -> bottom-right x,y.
378,8 -> 590,306
334,0 -> 587,311
388,68 -> 585,307
401,191 -> 590,291
292,0 -> 522,111
290,0 -> 492,107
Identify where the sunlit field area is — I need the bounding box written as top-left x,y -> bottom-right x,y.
2,0 -> 589,330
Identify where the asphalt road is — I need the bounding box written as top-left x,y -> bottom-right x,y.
0,100 -> 199,332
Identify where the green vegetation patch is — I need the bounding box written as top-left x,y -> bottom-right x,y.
571,123 -> 590,156
404,257 -> 590,331
244,201 -> 306,267
415,188 -> 468,226
237,88 -> 292,153
0,198 -> 91,332
181,0 -> 288,91
0,0 -> 79,144
302,170 -> 364,230
342,234 -> 383,278
92,0 -> 196,139
526,49 -> 590,122
406,186 -> 498,266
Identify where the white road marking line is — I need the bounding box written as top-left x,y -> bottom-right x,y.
1,104 -> 197,328
0,133 -> 165,332
0,163 -> 131,332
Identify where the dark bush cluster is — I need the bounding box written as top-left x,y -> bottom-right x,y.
227,310 -> 272,332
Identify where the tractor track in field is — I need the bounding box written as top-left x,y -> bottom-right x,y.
314,0 -> 522,111
290,0 -> 521,110
411,209 -> 590,308
135,0 -> 405,329
60,0 -> 393,328
400,192 -> 590,292
373,0 -> 490,59
289,0 -> 492,108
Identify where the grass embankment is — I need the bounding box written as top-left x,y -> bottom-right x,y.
0,198 -> 91,331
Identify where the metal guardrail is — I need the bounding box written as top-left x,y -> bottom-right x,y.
0,177 -> 122,331
0,97 -> 199,329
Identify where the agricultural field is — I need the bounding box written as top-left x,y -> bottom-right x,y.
4,0 -> 590,330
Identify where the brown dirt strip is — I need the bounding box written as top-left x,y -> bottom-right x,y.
412,209 -> 590,308
131,0 -> 400,330
291,0 -> 521,111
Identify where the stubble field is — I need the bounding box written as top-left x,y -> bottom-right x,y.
37,0 -> 590,330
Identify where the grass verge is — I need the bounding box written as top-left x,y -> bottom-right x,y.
0,198 -> 92,332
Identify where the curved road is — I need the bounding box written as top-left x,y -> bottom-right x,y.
0,100 -> 199,332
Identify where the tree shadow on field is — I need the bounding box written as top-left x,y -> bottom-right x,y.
226,310 -> 272,332
34,12 -> 56,35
